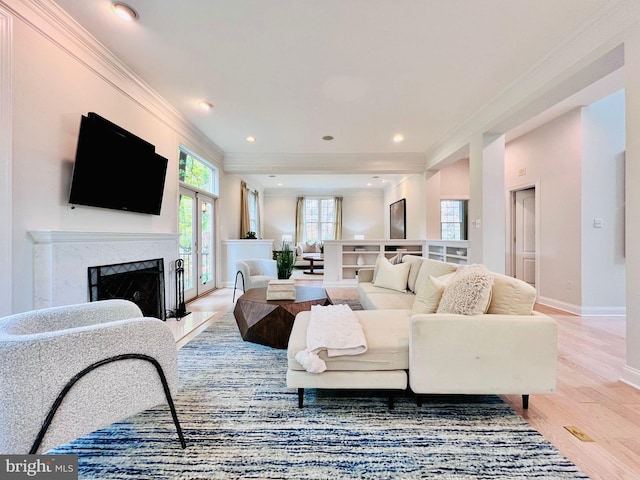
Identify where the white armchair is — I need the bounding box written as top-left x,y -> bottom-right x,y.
0,300 -> 185,454
233,259 -> 278,302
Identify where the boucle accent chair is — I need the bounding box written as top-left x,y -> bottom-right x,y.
0,299 -> 185,454
233,258 -> 278,302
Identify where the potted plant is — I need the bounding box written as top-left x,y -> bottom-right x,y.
245,231 -> 257,239
277,242 -> 295,279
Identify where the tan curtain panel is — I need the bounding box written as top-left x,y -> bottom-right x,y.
334,196 -> 343,240
240,181 -> 250,238
255,190 -> 261,237
295,196 -> 305,245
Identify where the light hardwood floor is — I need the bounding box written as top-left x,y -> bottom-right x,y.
167,282 -> 640,479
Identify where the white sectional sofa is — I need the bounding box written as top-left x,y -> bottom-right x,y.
287,255 -> 557,409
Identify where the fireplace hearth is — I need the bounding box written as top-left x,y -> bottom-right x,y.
89,259 -> 166,320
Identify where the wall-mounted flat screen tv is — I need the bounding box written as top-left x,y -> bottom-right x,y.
69,112 -> 168,215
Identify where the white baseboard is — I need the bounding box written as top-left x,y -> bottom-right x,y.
580,305 -> 626,317
536,296 -> 626,316
621,365 -> 640,391
536,296 -> 581,315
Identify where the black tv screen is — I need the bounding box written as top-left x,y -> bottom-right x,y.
69,113 -> 168,215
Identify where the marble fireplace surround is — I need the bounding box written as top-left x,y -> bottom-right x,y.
29,230 -> 180,312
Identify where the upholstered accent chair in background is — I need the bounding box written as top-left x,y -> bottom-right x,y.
233,259 -> 278,302
0,300 -> 185,454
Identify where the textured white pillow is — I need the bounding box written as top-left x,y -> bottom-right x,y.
412,275 -> 446,314
373,258 -> 411,292
436,265 -> 493,315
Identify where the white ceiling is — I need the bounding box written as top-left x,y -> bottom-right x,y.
52,0 -> 622,190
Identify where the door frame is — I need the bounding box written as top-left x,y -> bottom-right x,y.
507,181 -> 541,291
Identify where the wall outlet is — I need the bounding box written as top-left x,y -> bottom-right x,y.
593,218 -> 603,228
518,167 -> 527,176
567,280 -> 574,290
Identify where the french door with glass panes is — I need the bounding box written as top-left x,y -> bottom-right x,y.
179,186 -> 216,301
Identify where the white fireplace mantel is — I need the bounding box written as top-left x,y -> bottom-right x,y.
29,230 -> 180,310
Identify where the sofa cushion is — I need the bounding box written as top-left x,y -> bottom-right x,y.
373,258 -> 411,292
303,242 -> 319,253
288,309 -> 411,371
401,255 -> 424,292
414,259 -> 459,294
365,293 -> 416,310
412,275 -> 445,314
487,273 -> 537,315
437,265 -> 493,315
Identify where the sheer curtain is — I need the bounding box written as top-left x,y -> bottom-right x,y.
240,181 -> 250,238
295,196 -> 305,245
333,196 -> 343,239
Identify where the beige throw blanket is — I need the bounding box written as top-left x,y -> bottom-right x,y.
295,304 -> 368,373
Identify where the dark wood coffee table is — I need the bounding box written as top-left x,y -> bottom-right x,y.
233,286 -> 331,349
303,253 -> 324,275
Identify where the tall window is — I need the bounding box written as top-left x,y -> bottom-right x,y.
441,200 -> 468,240
305,197 -> 335,243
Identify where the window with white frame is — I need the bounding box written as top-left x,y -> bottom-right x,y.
305,197 -> 335,243
178,148 -> 218,195
440,199 -> 468,240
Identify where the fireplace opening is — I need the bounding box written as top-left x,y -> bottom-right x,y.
88,259 -> 166,320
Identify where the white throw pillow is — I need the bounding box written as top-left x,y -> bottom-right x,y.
414,259 -> 458,295
412,275 -> 446,314
436,264 -> 493,315
401,255 -> 424,293
373,258 -> 411,292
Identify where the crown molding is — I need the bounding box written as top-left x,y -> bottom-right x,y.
223,152 -> 426,175
425,0 -> 640,169
4,0 -> 224,163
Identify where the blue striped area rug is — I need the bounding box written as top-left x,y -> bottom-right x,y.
51,312 -> 587,479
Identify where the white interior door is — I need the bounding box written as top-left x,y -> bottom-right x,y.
514,188 -> 536,286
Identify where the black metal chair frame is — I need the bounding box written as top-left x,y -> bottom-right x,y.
232,270 -> 245,303
29,353 -> 186,454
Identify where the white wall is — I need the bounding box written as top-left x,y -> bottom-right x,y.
262,190 -> 385,246
505,109 -> 583,311
425,159 -> 470,239
623,27 -> 640,389
384,173 -> 427,240
581,90 -> 626,314
7,4 -> 228,313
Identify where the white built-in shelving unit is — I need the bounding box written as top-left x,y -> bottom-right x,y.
425,240 -> 469,265
323,239 -> 469,286
323,240 -> 427,285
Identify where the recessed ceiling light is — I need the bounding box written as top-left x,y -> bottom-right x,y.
322,135 -> 334,141
198,101 -> 213,111
393,134 -> 404,143
277,183 -> 283,186
111,2 -> 139,22
367,182 -> 373,187
246,136 -> 256,142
